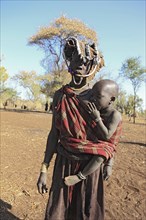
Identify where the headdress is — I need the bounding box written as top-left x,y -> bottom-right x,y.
63,37 -> 104,84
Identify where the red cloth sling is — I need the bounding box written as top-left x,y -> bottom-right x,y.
55,86 -> 122,160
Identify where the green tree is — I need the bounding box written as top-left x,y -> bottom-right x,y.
29,15 -> 98,97
40,69 -> 71,98
0,66 -> 18,107
13,71 -> 42,101
114,89 -> 127,114
125,95 -> 143,115
0,66 -> 9,93
1,88 -> 18,108
120,57 -> 146,123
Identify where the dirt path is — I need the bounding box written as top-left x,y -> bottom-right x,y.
0,110 -> 146,220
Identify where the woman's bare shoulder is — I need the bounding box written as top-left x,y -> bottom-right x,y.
52,88 -> 63,107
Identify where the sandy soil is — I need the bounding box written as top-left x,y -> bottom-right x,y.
0,110 -> 146,220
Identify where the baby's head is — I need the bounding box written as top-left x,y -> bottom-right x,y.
90,79 -> 119,110
93,79 -> 119,96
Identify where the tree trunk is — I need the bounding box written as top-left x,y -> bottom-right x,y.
133,91 -> 136,124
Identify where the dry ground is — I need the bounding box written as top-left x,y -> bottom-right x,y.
0,110 -> 146,220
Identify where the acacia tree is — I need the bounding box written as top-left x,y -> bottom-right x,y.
28,15 -> 98,97
114,89 -> 127,114
13,71 -> 42,101
40,69 -> 71,98
120,57 -> 146,123
0,66 -> 9,93
125,95 -> 143,115
0,66 -> 18,107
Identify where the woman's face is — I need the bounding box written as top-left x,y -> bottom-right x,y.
69,50 -> 92,76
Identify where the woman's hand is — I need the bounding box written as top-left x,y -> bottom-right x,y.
37,172 -> 48,194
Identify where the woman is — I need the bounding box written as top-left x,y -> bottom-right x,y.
37,37 -> 112,220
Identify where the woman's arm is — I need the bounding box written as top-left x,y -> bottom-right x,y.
42,91 -> 61,164
43,115 -> 59,165
37,91 -> 61,194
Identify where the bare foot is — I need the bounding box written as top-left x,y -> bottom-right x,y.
64,175 -> 81,186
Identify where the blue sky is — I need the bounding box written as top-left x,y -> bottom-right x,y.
1,0 -> 146,107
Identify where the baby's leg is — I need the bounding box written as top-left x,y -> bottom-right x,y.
64,155 -> 105,186
82,155 -> 105,177
64,175 -> 81,186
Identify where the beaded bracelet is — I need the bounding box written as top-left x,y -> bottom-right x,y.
77,171 -> 86,180
95,117 -> 102,123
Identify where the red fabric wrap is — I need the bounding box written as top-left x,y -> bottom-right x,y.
55,86 -> 122,160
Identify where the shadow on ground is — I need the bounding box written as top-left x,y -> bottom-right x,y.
0,199 -> 20,220
120,141 -> 146,147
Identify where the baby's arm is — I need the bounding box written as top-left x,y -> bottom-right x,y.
64,155 -> 105,186
87,103 -> 122,140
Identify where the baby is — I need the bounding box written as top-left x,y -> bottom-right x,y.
64,79 -> 122,186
